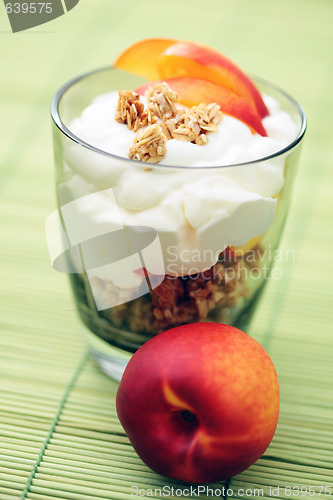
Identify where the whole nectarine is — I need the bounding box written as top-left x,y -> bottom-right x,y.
116,323 -> 279,484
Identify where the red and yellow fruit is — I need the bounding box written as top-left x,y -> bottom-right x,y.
115,38 -> 268,135
157,41 -> 269,118
136,76 -> 266,136
114,38 -> 176,81
116,323 -> 280,484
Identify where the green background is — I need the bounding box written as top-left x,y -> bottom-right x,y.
1,0 -> 333,498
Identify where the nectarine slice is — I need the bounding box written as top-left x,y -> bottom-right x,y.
157,42 -> 269,119
114,38 -> 177,81
136,77 -> 267,136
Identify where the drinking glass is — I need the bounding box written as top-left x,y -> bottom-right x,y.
50,67 -> 306,380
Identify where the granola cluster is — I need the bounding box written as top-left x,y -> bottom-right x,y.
129,124 -> 167,165
115,83 -> 223,164
115,91 -> 157,132
161,103 -> 223,145
146,83 -> 179,120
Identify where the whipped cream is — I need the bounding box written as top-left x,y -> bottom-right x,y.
60,90 -> 297,279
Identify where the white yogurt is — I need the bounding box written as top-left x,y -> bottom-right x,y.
60,91 -> 297,278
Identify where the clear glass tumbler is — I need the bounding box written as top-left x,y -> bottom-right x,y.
50,67 -> 306,380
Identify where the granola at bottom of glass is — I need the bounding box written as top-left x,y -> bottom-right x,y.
72,245 -> 266,351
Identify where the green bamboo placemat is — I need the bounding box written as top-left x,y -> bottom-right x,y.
1,0 -> 333,498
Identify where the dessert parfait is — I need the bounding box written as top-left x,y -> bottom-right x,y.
51,39 -> 306,374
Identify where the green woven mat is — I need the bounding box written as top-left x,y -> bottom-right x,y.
1,0 -> 333,498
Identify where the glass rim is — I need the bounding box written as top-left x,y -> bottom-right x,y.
50,66 -> 307,170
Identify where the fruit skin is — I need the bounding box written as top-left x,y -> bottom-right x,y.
116,323 -> 280,484
136,77 -> 267,136
114,38 -> 177,81
157,41 -> 269,119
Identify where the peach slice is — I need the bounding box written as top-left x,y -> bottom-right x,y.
114,38 -> 177,81
157,42 -> 269,119
136,77 -> 267,136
